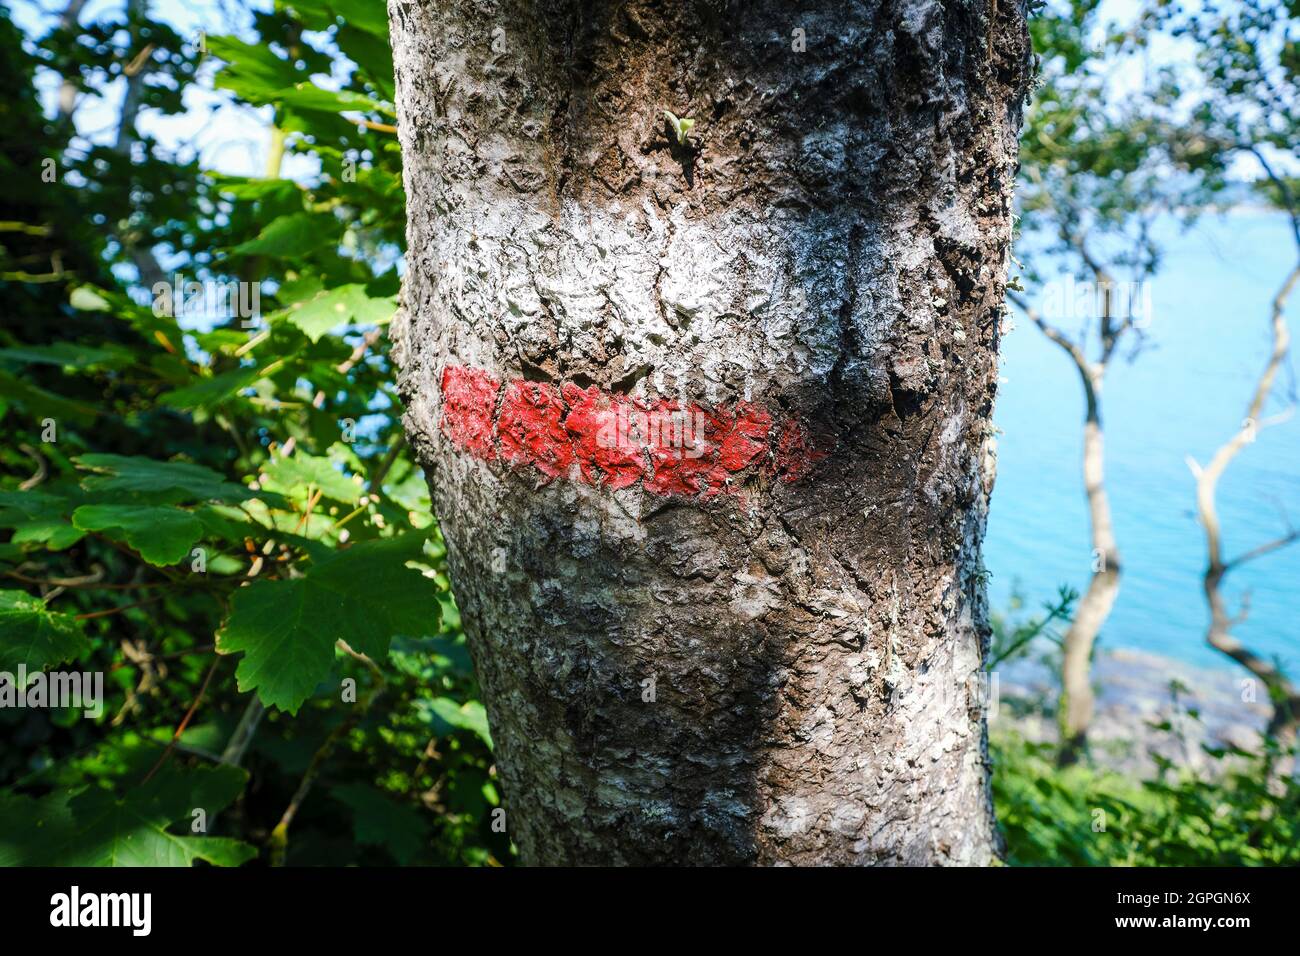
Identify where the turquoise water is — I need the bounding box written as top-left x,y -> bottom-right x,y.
987,211 -> 1300,673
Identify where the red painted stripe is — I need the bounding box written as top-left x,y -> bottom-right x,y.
439,364 -> 826,497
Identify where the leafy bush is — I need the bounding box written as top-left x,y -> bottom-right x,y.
0,2 -> 508,866
994,732 -> 1300,866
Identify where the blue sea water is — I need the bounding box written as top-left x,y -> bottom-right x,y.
986,211 -> 1300,674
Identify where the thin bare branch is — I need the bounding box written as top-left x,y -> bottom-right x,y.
1191,259 -> 1300,751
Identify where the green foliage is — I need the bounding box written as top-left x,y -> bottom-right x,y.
331,781 -> 428,864
75,454 -> 263,504
0,489 -> 87,550
989,584 -> 1077,671
417,697 -> 493,749
216,534 -> 440,713
0,590 -> 87,673
279,284 -> 396,343
990,579 -> 1298,867
1016,0 -> 1182,298
0,1 -> 507,867
0,0 -> 1292,871
994,733 -> 1300,866
70,505 -> 205,566
0,763 -> 255,867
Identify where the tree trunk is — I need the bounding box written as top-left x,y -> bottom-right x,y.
1058,389 -> 1120,764
1191,263 -> 1300,787
1012,289 -> 1123,765
389,0 -> 1031,865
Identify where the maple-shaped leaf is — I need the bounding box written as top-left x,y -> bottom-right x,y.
72,504 -> 205,566
75,454 -> 267,504
216,534 -> 440,713
278,283 -> 396,343
0,590 -> 88,674
261,452 -> 363,505
0,764 -> 255,867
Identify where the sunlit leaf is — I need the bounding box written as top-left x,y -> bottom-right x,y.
216,534 -> 440,713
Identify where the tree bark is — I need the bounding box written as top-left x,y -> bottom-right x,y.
1060,375 -> 1120,764
389,0 -> 1031,864
1011,258 -> 1126,766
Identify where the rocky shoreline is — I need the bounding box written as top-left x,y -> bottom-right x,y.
993,647 -> 1274,776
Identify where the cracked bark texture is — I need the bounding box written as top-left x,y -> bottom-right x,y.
388,0 -> 1032,865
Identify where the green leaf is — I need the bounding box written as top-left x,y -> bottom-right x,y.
206,35 -> 301,105
417,697 -> 493,747
281,0 -> 337,30
0,764 -> 255,867
192,504 -> 257,545
391,633 -> 473,679
68,285 -> 179,342
0,370 -> 98,423
158,366 -> 263,410
332,782 -> 428,863
280,283 -> 396,342
76,454 -> 263,504
261,453 -> 363,504
324,0 -> 390,38
72,505 -> 204,566
663,109 -> 695,144
212,175 -> 302,205
68,286 -> 112,312
0,343 -> 128,369
271,83 -> 391,116
231,213 -> 336,258
274,273 -> 325,305
216,534 -> 440,713
0,590 -> 89,674
336,25 -> 395,100
0,490 -> 86,551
